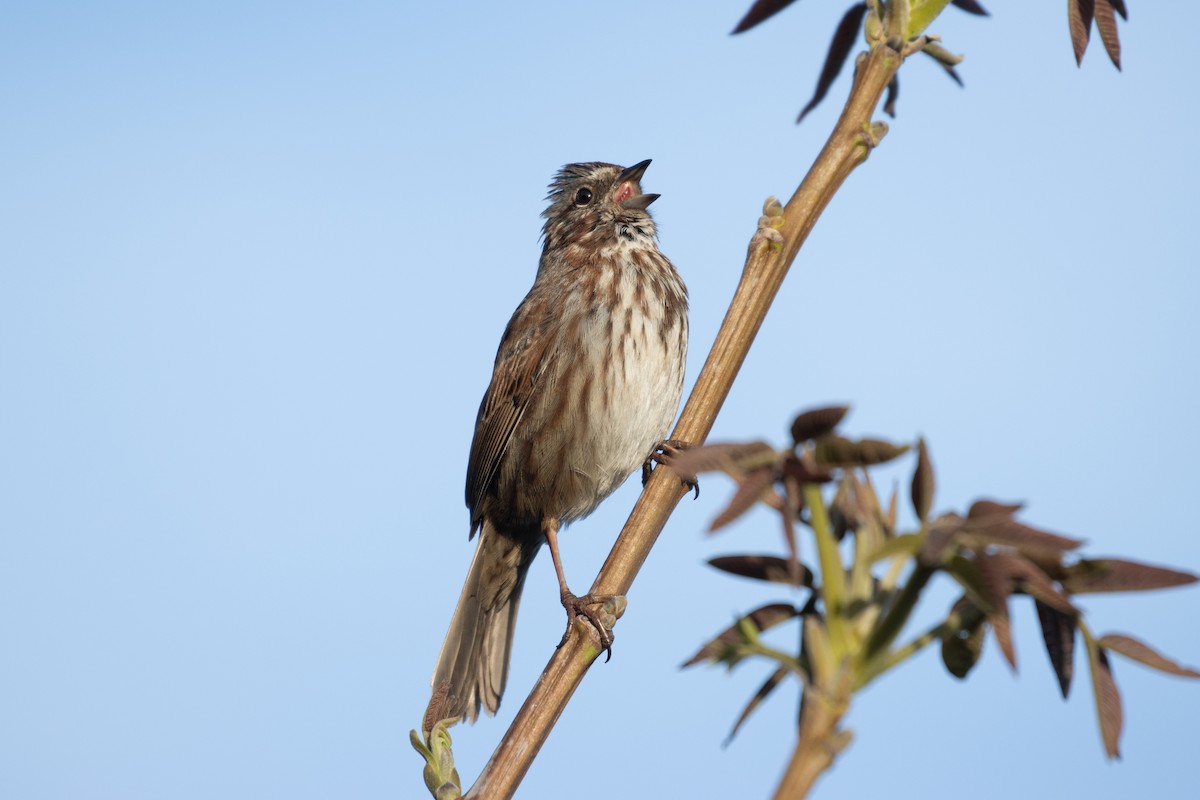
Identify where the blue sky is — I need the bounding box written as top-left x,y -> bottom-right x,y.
2,2 -> 1197,798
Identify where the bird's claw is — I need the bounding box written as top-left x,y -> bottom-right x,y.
559,592 -> 626,661
642,439 -> 699,498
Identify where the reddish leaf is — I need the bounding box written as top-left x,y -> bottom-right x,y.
1087,643 -> 1123,759
781,452 -> 833,485
683,603 -> 800,667
885,482 -> 898,532
976,553 -> 1017,669
962,551 -> 1076,616
829,472 -> 868,540
942,597 -> 987,679
667,440 -> 775,477
708,554 -> 814,588
790,405 -> 850,444
725,666 -> 790,744
996,552 -> 1078,614
1098,634 -> 1200,679
918,514 -> 966,565
857,437 -> 910,465
777,480 -> 806,587
951,0 -> 989,14
967,498 -> 1024,520
1062,559 -> 1199,594
732,0 -> 801,34
1035,600 -> 1077,698
911,437 -> 935,522
797,3 -> 869,124
963,516 -> 1083,559
1094,0 -> 1122,69
990,612 -> 1016,671
709,466 -> 777,532
1068,0 -> 1096,66
814,434 -> 909,467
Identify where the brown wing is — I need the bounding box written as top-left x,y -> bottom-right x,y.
464,305 -> 553,528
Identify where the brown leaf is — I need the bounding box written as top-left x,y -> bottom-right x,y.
911,437 -> 935,523
667,440 -> 776,478
951,0 -> 989,14
942,597 -> 987,679
829,472 -> 866,540
857,437 -> 910,465
976,553 -> 1017,669
789,405 -> 850,444
732,0 -> 800,34
709,466 -> 777,532
780,451 -> 833,485
1087,642 -> 1123,759
1036,600 -> 1077,698
708,554 -> 814,588
994,551 -> 1078,615
779,479 -> 805,586
683,603 -> 800,667
963,517 -> 1083,559
960,550 -> 1076,616
918,513 -> 966,566
1093,0 -> 1121,69
967,498 -> 1024,520
1061,559 -> 1199,595
797,3 -> 869,124
1068,0 -> 1096,66
1098,634 -> 1200,679
990,612 -> 1016,671
885,482 -> 898,532
725,666 -> 790,744
814,434 -> 909,468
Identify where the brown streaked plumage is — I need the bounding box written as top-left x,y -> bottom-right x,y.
431,160 -> 688,722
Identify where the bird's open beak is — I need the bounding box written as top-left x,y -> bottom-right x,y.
616,159 -> 659,210
618,159 -> 652,184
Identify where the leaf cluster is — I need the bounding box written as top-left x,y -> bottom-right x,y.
731,0 -> 1127,122
674,405 -> 1198,759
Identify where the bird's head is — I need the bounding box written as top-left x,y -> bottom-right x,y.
541,159 -> 659,249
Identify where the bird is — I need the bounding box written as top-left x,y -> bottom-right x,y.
430,159 -> 688,723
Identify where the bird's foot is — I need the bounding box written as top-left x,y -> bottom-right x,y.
642,438 -> 700,498
558,591 -> 627,662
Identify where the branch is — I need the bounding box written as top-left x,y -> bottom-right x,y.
773,669 -> 853,800
464,40 -> 906,800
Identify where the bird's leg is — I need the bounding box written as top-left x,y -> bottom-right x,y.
641,438 -> 700,498
543,518 -> 622,661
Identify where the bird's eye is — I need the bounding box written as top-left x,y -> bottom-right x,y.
574,187 -> 593,206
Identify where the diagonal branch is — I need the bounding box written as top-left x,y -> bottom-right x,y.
464,41 -> 906,800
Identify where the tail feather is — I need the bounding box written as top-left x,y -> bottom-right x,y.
431,522 -> 539,722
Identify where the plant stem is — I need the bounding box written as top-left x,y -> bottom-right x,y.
773,671 -> 853,800
464,40 -> 905,800
804,483 -> 849,658
856,603 -> 982,688
860,564 -> 934,664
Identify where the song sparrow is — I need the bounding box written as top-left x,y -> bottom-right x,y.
430,160 -> 688,722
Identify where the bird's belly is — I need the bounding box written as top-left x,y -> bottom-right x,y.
550,310 -> 685,522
